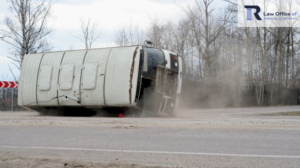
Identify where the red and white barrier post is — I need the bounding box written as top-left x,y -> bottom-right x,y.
0,81 -> 18,88
0,81 -> 19,111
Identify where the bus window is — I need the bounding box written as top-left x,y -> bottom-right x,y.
143,47 -> 165,79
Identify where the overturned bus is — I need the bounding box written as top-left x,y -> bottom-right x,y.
18,45 -> 182,117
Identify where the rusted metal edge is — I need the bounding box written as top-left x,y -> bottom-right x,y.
129,47 -> 139,105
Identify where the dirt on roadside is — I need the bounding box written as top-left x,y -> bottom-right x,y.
0,153 -> 171,168
1,111 -> 300,128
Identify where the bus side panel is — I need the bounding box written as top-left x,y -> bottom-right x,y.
162,50 -> 171,69
174,56 -> 183,115
58,50 -> 87,106
177,57 -> 182,94
19,53 -> 44,106
37,52 -> 65,106
105,47 -> 140,106
81,48 -> 111,106
18,54 -> 28,106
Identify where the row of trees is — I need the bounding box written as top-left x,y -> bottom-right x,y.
1,0 -> 300,110
113,0 -> 300,108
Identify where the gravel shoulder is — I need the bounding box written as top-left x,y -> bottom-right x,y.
0,153 -> 168,168
0,109 -> 300,128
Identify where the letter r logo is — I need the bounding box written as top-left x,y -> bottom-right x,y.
244,6 -> 262,20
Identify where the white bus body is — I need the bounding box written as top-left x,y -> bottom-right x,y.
18,46 -> 182,116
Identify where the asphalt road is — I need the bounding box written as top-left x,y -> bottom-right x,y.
1,106 -> 300,167
178,105 -> 300,118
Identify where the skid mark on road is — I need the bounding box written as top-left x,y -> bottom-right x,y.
1,146 -> 300,159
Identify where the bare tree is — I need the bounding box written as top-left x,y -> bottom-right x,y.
183,0 -> 233,84
0,0 -> 54,69
75,18 -> 101,49
114,22 -> 145,47
172,18 -> 190,60
114,26 -> 129,47
147,17 -> 166,48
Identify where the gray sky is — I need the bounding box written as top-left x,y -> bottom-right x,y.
0,0 -> 194,80
0,0 -> 229,81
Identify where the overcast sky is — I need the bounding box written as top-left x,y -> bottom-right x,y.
0,0 -> 197,80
